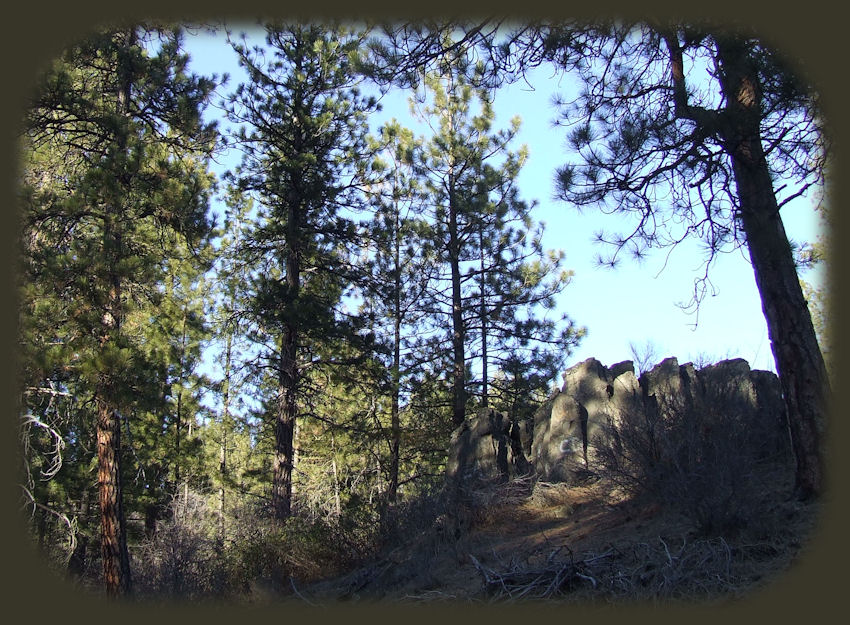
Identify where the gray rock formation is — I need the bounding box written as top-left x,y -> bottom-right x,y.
531,356 -> 790,483
446,356 -> 789,487
640,357 -> 699,419
533,358 -> 643,481
530,392 -> 585,482
446,407 -> 531,487
688,358 -> 790,458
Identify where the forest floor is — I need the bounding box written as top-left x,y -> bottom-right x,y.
295,474 -> 820,606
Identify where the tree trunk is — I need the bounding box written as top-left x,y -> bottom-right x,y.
96,403 -> 131,596
144,503 -> 158,538
717,37 -> 828,499
96,205 -> 132,597
448,172 -> 466,427
331,431 -> 342,517
184,419 -> 192,507
174,304 -> 187,498
218,332 -> 231,549
388,222 -> 402,503
292,418 -> 300,503
273,326 -> 297,521
93,28 -> 135,597
479,227 -> 489,408
273,199 -> 301,521
388,378 -> 400,504
217,427 -> 226,546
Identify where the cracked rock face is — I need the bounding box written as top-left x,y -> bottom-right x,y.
533,356 -> 789,483
533,358 -> 643,482
446,408 -> 531,487
447,356 -> 790,487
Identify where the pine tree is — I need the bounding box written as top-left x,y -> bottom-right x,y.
361,119 -> 438,505
224,22 -> 378,521
412,57 -> 487,427
366,21 -> 830,498
20,25 -> 218,595
122,225 -> 215,536
207,186 -> 256,547
199,184 -> 284,548
411,45 -> 582,426
464,137 -> 583,409
545,24 -> 829,498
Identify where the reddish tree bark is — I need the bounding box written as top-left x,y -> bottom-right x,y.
715,37 -> 828,498
96,402 -> 131,596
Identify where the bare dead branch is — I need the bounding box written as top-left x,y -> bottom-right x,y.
20,413 -> 66,481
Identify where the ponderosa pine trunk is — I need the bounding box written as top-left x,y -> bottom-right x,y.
218,331 -> 231,548
479,227 -> 489,409
97,29 -> 134,595
388,351 -> 400,503
96,221 -> 131,595
716,37 -> 828,499
273,197 -> 301,521
174,305 -> 187,493
273,327 -> 297,520
448,172 -> 467,427
387,211 -> 402,504
96,401 -> 132,596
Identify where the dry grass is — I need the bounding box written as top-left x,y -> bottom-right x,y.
459,473 -> 818,604
297,472 -> 819,605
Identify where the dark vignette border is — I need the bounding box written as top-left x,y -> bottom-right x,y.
2,1 -> 845,623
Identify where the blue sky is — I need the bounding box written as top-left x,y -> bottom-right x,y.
184,27 -> 827,377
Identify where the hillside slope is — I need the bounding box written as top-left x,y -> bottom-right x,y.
296,473 -> 818,604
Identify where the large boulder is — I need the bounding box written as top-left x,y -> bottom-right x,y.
531,391 -> 586,482
693,358 -> 791,460
638,357 -> 699,420
446,408 -> 531,487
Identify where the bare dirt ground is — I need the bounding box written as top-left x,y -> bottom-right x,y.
301,476 -> 818,605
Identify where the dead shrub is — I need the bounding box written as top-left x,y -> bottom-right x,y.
470,532 -> 799,603
230,514 -> 363,593
133,490 -> 226,599
594,379 -> 794,536
528,480 -> 575,509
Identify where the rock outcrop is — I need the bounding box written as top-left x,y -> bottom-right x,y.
446,408 -> 531,487
533,356 -> 790,482
533,358 -> 643,481
446,356 -> 790,486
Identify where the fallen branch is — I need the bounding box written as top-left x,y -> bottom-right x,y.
290,577 -> 322,607
467,534 -> 754,602
19,484 -> 77,564
20,413 -> 65,480
470,550 -> 609,601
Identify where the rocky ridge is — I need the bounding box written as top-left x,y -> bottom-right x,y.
447,356 -> 790,486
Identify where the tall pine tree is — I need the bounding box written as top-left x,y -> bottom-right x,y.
362,120 -> 436,504
20,25 -> 217,595
225,23 -> 378,521
411,45 -> 582,426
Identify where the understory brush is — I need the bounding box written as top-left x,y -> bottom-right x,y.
593,383 -> 795,537
129,490 -> 383,601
